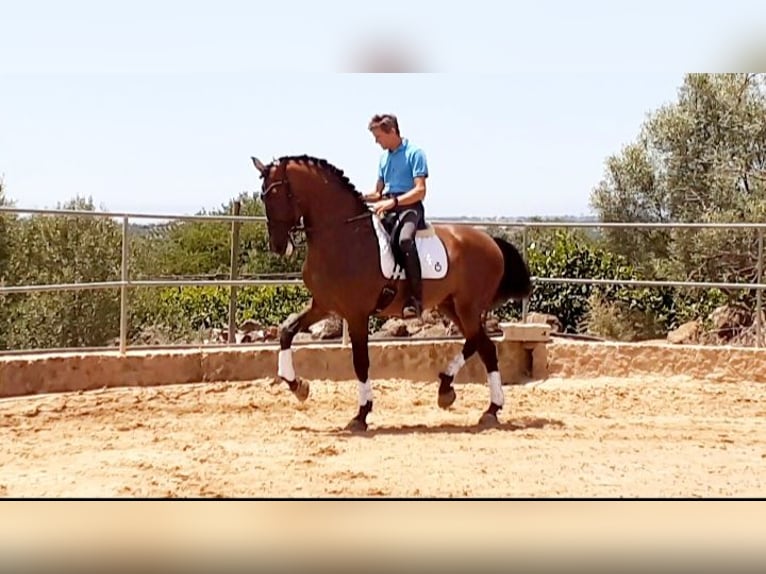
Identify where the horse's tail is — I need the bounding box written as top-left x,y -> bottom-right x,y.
490,236 -> 532,307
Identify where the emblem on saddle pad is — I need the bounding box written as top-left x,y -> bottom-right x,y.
371,215 -> 449,280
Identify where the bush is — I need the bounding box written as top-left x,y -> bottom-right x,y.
494,227 -> 728,340
129,284 -> 313,341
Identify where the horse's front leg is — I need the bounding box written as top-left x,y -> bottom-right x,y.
277,299 -> 328,402
345,315 -> 373,432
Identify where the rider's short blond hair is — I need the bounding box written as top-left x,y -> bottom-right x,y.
368,113 -> 400,135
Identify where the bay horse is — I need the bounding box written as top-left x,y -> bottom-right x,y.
251,154 -> 531,431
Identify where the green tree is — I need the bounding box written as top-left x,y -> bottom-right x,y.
591,73 -> 766,299
3,196 -> 123,350
127,192 -> 310,343
0,178 -> 12,282
0,179 -> 18,349
132,192 -> 305,279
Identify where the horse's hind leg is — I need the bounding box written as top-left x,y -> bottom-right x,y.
436,298 -> 478,409
277,299 -> 328,402
453,300 -> 503,427
474,329 -> 504,427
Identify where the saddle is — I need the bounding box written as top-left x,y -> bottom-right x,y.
371,213 -> 448,282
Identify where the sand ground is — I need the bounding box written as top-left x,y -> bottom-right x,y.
2,375 -> 765,498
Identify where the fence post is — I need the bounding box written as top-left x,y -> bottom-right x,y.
757,229 -> 763,348
228,201 -> 242,345
119,215 -> 129,354
521,225 -> 529,323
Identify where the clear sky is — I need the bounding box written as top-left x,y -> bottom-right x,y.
2,0 -> 765,218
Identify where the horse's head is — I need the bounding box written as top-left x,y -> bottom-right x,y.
251,154 -> 371,256
251,156 -> 302,256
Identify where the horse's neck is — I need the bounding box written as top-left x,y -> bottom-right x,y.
304,220 -> 378,278
301,187 -> 376,268
300,184 -> 368,228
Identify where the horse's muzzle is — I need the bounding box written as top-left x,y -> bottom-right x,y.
269,233 -> 295,257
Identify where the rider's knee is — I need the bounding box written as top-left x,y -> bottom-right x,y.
399,236 -> 415,253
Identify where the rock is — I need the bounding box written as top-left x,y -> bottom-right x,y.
379,318 -> 411,337
709,304 -> 750,341
667,321 -> 701,344
294,332 -> 314,343
240,319 -> 262,334
445,322 -> 461,336
207,327 -> 228,344
484,316 -> 502,336
421,309 -> 445,325
309,316 -> 344,340
206,319 -> 279,345
411,324 -> 450,338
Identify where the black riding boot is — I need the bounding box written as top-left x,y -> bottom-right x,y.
402,245 -> 423,319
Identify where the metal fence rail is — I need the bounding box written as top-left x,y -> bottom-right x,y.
1,205 -> 764,353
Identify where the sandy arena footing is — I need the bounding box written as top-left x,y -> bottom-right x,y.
1,339 -> 766,497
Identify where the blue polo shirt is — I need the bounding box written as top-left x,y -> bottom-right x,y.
378,138 -> 428,196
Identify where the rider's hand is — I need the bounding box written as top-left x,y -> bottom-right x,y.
373,198 -> 396,216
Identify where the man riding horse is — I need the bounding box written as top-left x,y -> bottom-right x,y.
363,113 -> 428,319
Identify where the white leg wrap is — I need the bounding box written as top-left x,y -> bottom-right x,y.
278,349 -> 295,381
488,371 -> 504,406
445,353 -> 466,377
357,380 -> 374,406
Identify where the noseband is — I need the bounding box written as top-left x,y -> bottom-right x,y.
258,161 -> 307,252
260,160 -> 298,224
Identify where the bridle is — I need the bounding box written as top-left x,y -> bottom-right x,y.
259,160 -> 373,239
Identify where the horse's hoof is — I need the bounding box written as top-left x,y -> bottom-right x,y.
345,418 -> 368,432
292,378 -> 310,402
478,412 -> 500,429
437,388 -> 456,409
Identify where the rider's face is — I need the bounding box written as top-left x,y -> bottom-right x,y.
370,126 -> 399,151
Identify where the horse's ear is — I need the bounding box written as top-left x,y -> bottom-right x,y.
251,156 -> 268,175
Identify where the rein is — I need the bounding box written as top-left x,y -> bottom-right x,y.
294,210 -> 373,234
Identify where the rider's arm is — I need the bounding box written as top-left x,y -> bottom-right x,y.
393,176 -> 427,207
363,178 -> 385,202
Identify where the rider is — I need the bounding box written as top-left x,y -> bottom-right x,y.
363,113 -> 428,319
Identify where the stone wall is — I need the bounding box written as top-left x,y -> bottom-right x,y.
0,339 -> 537,399
2,338 -> 765,400
548,340 -> 766,383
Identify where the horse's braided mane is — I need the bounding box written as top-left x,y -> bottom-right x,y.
276,154 -> 363,200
